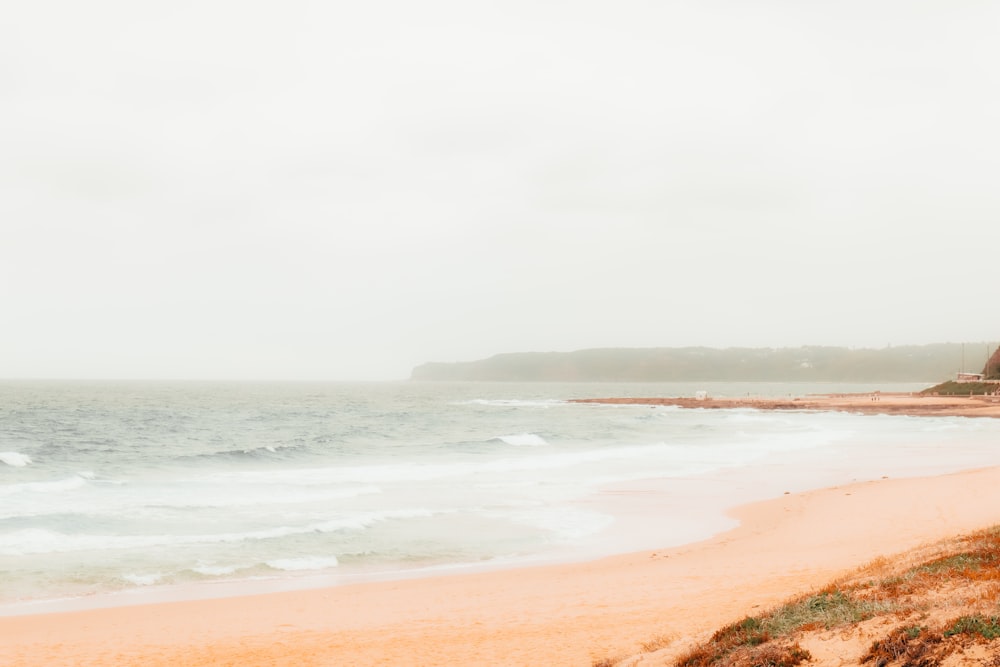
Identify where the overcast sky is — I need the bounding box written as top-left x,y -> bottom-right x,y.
2,1 -> 998,380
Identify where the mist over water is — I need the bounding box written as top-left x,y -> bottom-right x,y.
2,380 -> 997,613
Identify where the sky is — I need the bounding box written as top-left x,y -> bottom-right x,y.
2,1 -> 998,381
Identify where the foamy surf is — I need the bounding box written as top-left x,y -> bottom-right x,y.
0,475 -> 90,498
0,379 -> 992,611
493,433 -> 548,446
0,508 -> 440,556
190,563 -> 239,576
121,573 -> 164,586
0,452 -> 31,467
265,556 -> 340,571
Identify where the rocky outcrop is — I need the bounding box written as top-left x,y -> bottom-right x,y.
984,346 -> 1000,379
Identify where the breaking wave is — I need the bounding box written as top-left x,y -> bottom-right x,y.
491,433 -> 548,446
181,444 -> 302,463
0,475 -> 90,497
0,452 -> 32,467
265,556 -> 340,571
0,508 -> 436,556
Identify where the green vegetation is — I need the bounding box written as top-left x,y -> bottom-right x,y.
674,590 -> 891,667
943,615 -> 1000,640
917,551 -> 991,574
767,590 -> 894,634
920,380 -> 999,396
597,526 -> 1000,667
860,617 -> 1000,666
924,345 -> 1000,391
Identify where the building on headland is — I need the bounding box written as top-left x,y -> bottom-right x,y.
955,344 -> 1000,383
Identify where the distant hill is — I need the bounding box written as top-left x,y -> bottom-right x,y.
411,344 -> 994,382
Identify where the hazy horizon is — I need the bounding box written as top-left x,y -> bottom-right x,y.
4,1 -> 998,381
2,340 -> 995,384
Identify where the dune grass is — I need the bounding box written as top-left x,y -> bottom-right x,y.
596,526 -> 1000,667
673,588 -> 894,667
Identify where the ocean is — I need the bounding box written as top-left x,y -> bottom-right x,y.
2,380 -> 998,615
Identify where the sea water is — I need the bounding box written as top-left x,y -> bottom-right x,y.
2,380 -> 998,614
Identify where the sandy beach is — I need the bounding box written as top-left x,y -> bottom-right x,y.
4,459 -> 1000,666
571,391 -> 1000,418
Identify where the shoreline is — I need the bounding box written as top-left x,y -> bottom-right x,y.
571,391 -> 1000,418
6,466 -> 1000,666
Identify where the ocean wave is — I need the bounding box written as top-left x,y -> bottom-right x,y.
0,475 -> 89,497
0,452 -> 32,467
199,444 -> 692,486
208,459 -> 492,486
142,483 -> 383,510
199,462 -> 465,486
121,572 -> 163,586
194,430 -> 855,490
190,563 -> 239,576
181,444 -> 301,463
265,556 -> 340,571
456,399 -> 567,408
0,508 -> 436,556
491,433 -> 548,447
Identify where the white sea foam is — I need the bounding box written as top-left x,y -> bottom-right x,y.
494,433 -> 548,446
265,556 -> 339,571
0,508 -> 437,556
0,452 -> 32,467
505,508 -> 614,542
199,462 -> 470,486
199,442 -> 718,487
5,380 -> 999,610
0,475 -> 88,497
191,563 -> 238,576
122,573 -> 163,586
141,483 -> 383,510
722,412 -> 795,425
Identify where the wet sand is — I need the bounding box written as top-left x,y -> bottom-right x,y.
5,464 -> 1000,666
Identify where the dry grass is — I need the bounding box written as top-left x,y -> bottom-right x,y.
860,624 -> 942,666
860,615 -> 1000,666
592,658 -> 622,667
603,525 -> 1000,666
673,590 -> 891,666
641,634 -> 680,653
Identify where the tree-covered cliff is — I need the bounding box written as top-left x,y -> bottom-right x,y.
411,343 -> 993,382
